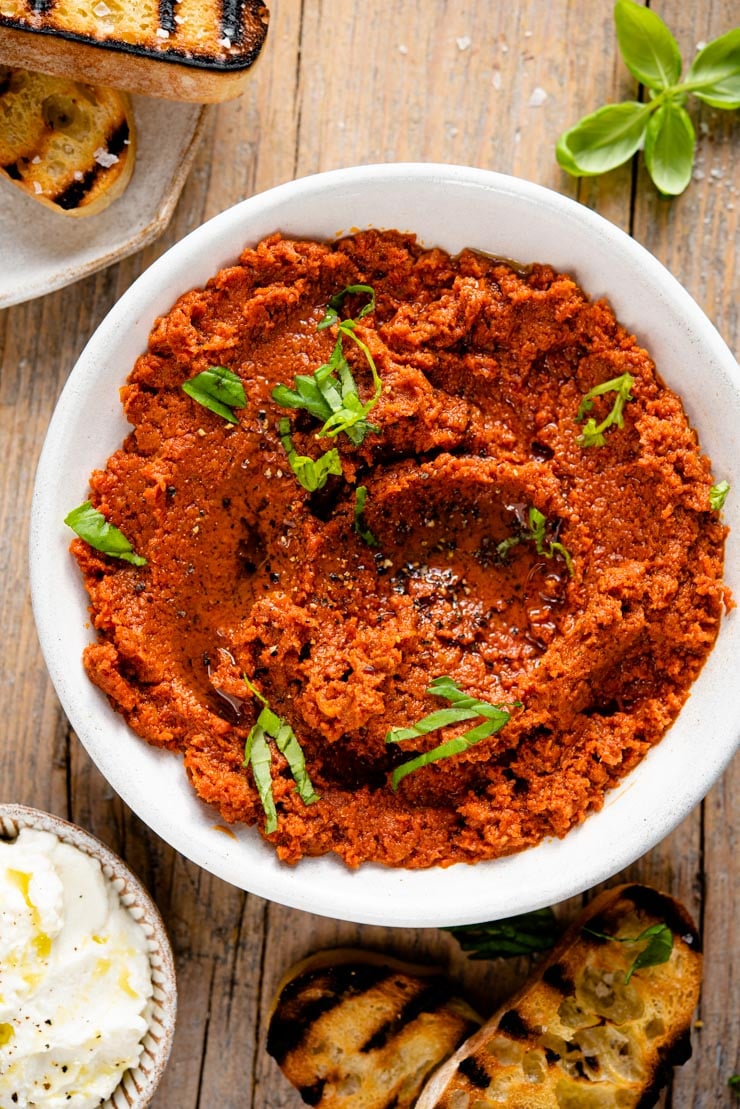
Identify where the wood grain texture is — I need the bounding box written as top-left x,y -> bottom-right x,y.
0,1 -> 737,1107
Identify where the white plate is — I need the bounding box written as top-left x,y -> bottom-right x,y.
0,96 -> 208,309
30,164 -> 740,927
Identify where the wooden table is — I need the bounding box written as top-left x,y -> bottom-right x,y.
1,2 -> 737,1106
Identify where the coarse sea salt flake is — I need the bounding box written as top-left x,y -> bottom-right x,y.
93,147 -> 119,168
155,26 -> 169,38
398,43 -> 408,54
74,171 -> 84,181
219,35 -> 231,48
33,181 -> 43,194
456,35 -> 471,51
529,86 -> 548,107
31,154 -> 41,164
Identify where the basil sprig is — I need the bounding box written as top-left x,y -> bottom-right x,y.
353,485 -> 379,547
497,506 -> 574,578
272,284 -> 381,446
557,1 -> 740,196
243,677 -> 319,835
584,921 -> 674,984
386,676 -> 519,790
445,908 -> 561,959
576,372 -> 635,447
710,480 -> 730,511
278,417 -> 342,492
65,501 -> 146,566
181,365 -> 246,422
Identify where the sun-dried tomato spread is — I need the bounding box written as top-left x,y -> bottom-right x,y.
71,231 -> 727,868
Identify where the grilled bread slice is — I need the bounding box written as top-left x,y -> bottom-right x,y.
0,67 -> 135,216
0,0 -> 269,102
267,948 -> 482,1109
416,884 -> 702,1109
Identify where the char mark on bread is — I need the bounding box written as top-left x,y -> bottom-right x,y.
360,979 -> 457,1053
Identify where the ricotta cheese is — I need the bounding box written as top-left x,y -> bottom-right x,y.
0,827 -> 153,1109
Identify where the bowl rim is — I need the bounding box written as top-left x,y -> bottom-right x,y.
29,162 -> 740,927
0,802 -> 177,1108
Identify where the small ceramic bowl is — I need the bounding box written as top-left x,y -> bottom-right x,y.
29,164 -> 740,927
0,804 -> 177,1109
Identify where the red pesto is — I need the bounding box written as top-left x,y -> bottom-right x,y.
71,231 -> 728,868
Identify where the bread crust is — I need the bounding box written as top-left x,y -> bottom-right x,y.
0,0 -> 269,102
415,884 -> 702,1109
267,947 -> 482,1109
0,68 -> 136,217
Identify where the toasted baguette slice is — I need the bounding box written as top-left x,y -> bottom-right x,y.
416,884 -> 702,1109
0,67 -> 135,216
0,0 -> 269,103
267,948 -> 482,1109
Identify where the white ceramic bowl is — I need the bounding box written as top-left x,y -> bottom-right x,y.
0,804 -> 176,1108
30,164 -> 740,927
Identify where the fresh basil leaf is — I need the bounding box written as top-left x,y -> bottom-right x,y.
644,101 -> 695,196
273,721 -> 320,805
556,101 -> 651,176
278,418 -> 343,492
386,677 -> 518,789
182,365 -> 246,422
445,908 -> 561,959
687,28 -> 740,110
614,0 -> 682,90
243,682 -> 320,831
710,480 -> 730,511
243,723 -> 278,835
65,501 -> 147,566
624,922 -> 674,983
729,1074 -> 740,1093
584,921 -> 674,983
555,131 -> 584,176
354,486 -> 380,547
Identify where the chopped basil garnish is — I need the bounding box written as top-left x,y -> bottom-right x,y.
182,365 -> 246,422
243,677 -> 319,835
272,284 -> 381,446
584,921 -> 674,984
64,501 -> 146,566
354,485 -> 379,547
278,417 -> 342,492
386,676 -> 519,790
710,480 -> 730,511
445,907 -> 561,959
497,506 -> 573,577
576,372 -> 635,447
